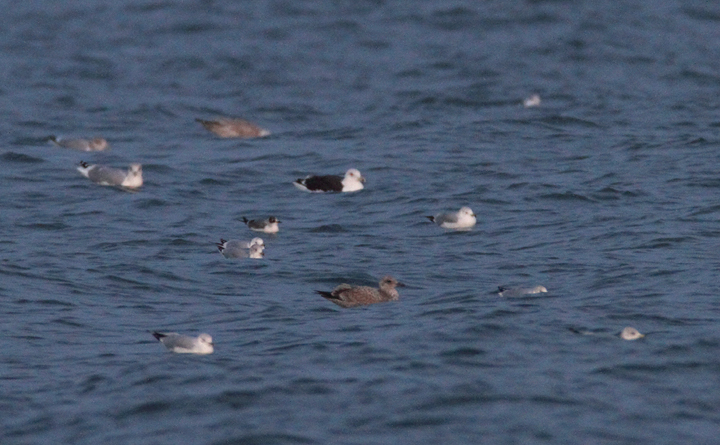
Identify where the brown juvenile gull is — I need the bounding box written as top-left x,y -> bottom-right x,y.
50,136 -> 108,151
294,168 -> 365,193
152,332 -> 214,354
241,216 -> 280,233
77,161 -> 143,188
195,117 -> 270,138
316,276 -> 405,308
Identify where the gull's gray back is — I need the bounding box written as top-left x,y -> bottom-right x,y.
162,333 -> 196,349
88,166 -> 127,185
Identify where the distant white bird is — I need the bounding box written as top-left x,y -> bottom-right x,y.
216,238 -> 265,258
523,94 -> 541,108
294,168 -> 365,192
152,332 -> 214,354
427,206 -> 476,229
316,276 -> 405,308
241,216 -> 280,233
77,161 -> 143,188
50,136 -> 108,151
195,117 -> 270,138
620,327 -> 644,340
497,285 -> 548,297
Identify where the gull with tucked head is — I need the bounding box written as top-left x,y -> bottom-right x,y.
427,206 -> 476,229
152,332 -> 214,354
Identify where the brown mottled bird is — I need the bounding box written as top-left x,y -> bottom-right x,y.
316,276 -> 405,308
195,117 -> 270,138
50,136 -> 108,151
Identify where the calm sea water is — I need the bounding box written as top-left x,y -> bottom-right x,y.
3,0 -> 720,443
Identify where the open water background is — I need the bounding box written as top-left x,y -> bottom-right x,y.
2,0 -> 720,443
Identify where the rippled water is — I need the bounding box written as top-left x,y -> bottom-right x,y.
3,1 -> 720,443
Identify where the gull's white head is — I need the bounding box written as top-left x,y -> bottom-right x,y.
198,333 -> 213,345
459,207 -> 475,217
530,286 -> 548,294
342,168 -> 365,191
249,243 -> 265,258
195,333 -> 214,353
122,164 -> 143,188
249,237 -> 264,247
457,206 -> 477,226
620,327 -> 644,341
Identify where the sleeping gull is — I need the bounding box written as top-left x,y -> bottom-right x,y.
523,94 -> 542,108
620,327 -> 644,341
497,285 -> 547,297
427,206 -> 476,229
77,161 -> 143,188
152,332 -> 214,354
316,275 -> 405,308
294,168 -> 365,193
50,136 -> 108,151
569,326 -> 646,341
216,238 -> 265,258
195,117 -> 270,138
241,216 -> 280,233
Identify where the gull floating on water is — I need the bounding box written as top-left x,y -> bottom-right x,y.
294,168 -> 365,193
620,327 -> 644,340
50,136 -> 108,151
497,285 -> 548,297
216,238 -> 265,258
195,117 -> 270,138
316,275 -> 405,308
152,332 -> 214,354
241,216 -> 280,233
77,161 -> 143,188
523,94 -> 541,108
427,206 -> 476,229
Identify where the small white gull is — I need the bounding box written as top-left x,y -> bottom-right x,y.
316,276 -> 405,308
50,136 -> 108,151
152,332 -> 214,354
427,206 -> 476,229
294,168 -> 365,193
241,216 -> 280,233
523,94 -> 541,108
77,161 -> 142,188
497,285 -> 548,297
620,327 -> 644,340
